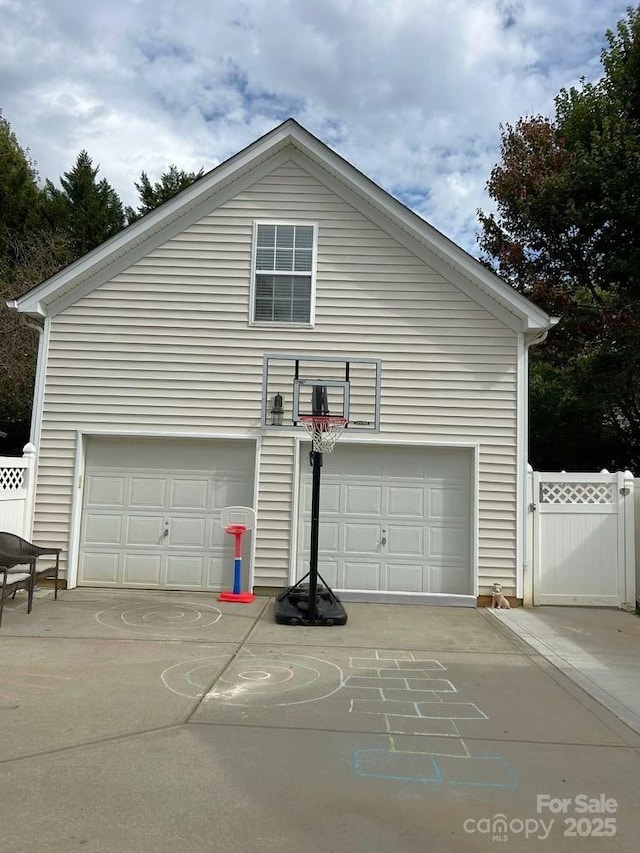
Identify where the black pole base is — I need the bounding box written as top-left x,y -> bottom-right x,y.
275,574 -> 348,626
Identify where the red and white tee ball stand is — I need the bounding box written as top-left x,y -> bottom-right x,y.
218,506 -> 256,603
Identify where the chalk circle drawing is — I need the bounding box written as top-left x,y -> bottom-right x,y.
161,656 -> 228,699
205,652 -> 345,707
96,600 -> 222,637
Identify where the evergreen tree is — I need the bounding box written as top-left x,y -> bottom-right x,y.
0,111 -> 42,265
44,150 -> 125,256
126,164 -> 204,222
0,113 -> 73,451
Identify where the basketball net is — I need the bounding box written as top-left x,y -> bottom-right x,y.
299,416 -> 347,454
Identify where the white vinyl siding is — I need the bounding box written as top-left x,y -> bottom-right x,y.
34,155 -> 519,593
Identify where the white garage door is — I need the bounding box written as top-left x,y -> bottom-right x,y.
297,444 -> 472,596
79,437 -> 254,590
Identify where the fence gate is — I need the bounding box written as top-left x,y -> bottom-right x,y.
531,471 -> 635,607
0,444 -> 37,539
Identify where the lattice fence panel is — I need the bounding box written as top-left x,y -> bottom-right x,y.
540,481 -> 614,505
0,467 -> 25,492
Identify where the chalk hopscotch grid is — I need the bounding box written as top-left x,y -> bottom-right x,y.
349,650 -> 517,788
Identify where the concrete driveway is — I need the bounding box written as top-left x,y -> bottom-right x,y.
1,589 -> 639,852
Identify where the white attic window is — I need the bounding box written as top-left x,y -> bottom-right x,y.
251,222 -> 316,324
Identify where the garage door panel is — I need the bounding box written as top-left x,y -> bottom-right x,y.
129,477 -> 167,509
387,525 -> 423,555
344,561 -> 380,589
345,523 -> 381,553
429,487 -> 469,520
126,515 -> 164,546
206,554 -> 226,587
210,525 -> 228,548
212,477 -> 252,510
166,555 -> 204,587
168,517 -> 207,547
300,521 -> 340,552
387,563 -> 423,592
345,485 -> 382,515
170,478 -> 209,510
428,563 -> 469,595
302,483 -> 340,513
79,552 -> 119,584
318,560 -> 338,588
429,527 -> 468,559
320,484 -> 341,513
382,458 -> 425,479
335,453 -> 383,477
87,476 -> 125,507
387,487 -> 424,517
123,553 -> 162,586
321,522 -> 340,550
83,514 -> 123,545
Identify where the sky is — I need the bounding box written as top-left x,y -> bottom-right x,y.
0,0 -> 632,254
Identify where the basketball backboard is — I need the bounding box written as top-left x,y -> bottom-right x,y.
262,353 -> 381,432
221,506 -> 256,530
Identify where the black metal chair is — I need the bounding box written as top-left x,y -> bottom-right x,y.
0,532 -> 62,600
0,556 -> 34,627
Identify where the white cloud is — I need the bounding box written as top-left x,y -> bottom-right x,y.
0,0 -> 631,251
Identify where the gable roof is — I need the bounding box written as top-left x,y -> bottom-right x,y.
9,118 -> 554,334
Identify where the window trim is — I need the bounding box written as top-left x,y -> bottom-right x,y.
249,220 -> 318,327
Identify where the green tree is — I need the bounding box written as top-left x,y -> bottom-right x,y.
125,164 -> 204,222
0,111 -> 43,265
478,6 -> 640,471
44,150 -> 125,256
0,113 -> 75,451
0,228 -> 72,452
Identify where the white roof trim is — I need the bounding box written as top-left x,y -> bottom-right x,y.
11,118 -> 552,332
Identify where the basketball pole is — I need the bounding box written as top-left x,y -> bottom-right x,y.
307,446 -> 322,624
307,383 -> 327,624
274,383 -> 347,626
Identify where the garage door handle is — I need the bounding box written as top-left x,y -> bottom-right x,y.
381,535 -> 387,546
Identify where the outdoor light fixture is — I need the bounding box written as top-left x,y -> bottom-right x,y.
271,392 -> 284,426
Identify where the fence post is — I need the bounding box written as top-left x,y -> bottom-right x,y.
531,469 -> 541,605
621,470 -> 636,611
22,443 -> 37,539
523,465 -> 534,607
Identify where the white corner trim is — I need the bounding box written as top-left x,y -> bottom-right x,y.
287,436 -> 302,588
250,433 -> 262,591
66,431 -> 86,589
516,333 -> 526,601
28,317 -> 50,450
472,443 -> 480,597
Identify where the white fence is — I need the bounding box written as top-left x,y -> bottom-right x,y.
528,469 -> 636,609
0,443 -> 37,539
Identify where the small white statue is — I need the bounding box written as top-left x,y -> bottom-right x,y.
491,582 -> 511,608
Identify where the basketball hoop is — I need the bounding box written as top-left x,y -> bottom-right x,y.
299,416 -> 347,454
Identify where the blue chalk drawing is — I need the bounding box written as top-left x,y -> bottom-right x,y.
347,650 -> 518,789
